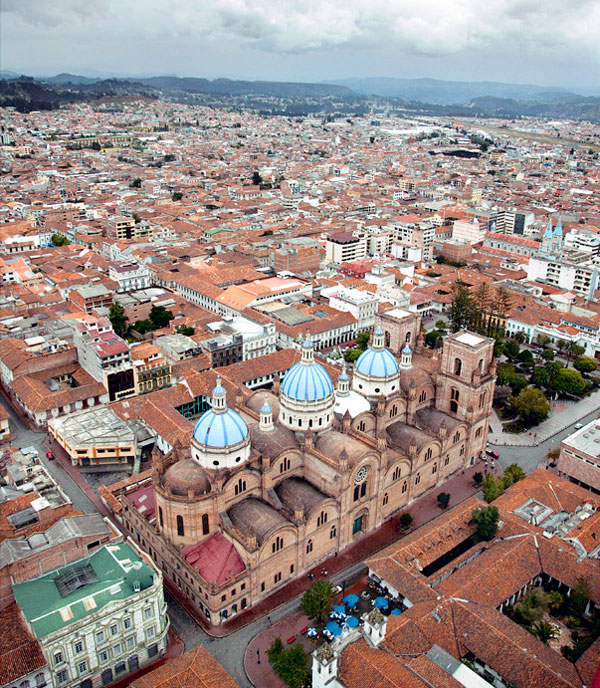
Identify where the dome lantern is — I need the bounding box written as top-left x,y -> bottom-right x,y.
259,401 -> 274,432
400,343 -> 412,370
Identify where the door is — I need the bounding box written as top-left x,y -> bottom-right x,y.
101,670 -> 113,686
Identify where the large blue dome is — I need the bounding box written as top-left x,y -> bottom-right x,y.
193,407 -> 248,448
281,360 -> 334,402
355,347 -> 399,377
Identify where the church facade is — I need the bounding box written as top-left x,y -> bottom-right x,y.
115,314 -> 496,627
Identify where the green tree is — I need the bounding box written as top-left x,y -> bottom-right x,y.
473,472 -> 483,486
574,356 -> 597,374
268,640 -> 308,688
149,305 -> 174,330
517,349 -> 534,365
536,334 -> 551,348
437,492 -> 451,509
482,474 -> 504,503
51,233 -> 70,246
514,331 -> 527,344
504,339 -> 520,361
400,513 -> 413,529
492,286 -> 513,336
541,349 -> 555,361
554,368 -> 586,395
425,330 -> 443,348
435,319 -> 447,331
302,579 -> 336,624
129,177 -> 142,188
493,339 -> 505,358
344,348 -> 361,362
176,325 -> 195,336
172,191 -> 183,201
252,171 -> 263,186
357,331 -> 370,350
511,387 -> 549,427
450,282 -> 476,332
569,577 -> 591,618
109,302 -> 128,337
473,282 -> 491,334
533,620 -> 560,645
502,463 -> 525,488
133,319 -> 153,334
472,506 -> 500,541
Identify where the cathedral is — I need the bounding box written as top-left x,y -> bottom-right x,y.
117,311 -> 496,627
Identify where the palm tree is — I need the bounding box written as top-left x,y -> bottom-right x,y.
533,620 -> 560,645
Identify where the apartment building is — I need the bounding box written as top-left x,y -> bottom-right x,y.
527,254 -> 599,299
69,284 -> 113,315
325,232 -> 368,265
108,262 -> 151,293
558,419 -> 600,493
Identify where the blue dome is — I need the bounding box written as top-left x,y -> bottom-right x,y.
339,370 -> 349,380
355,347 -> 399,377
193,408 -> 248,448
402,343 -> 412,354
281,361 -> 334,401
260,402 -> 272,413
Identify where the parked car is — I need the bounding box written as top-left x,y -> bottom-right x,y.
486,449 -> 499,459
46,451 -> 55,460
574,423 -> 583,430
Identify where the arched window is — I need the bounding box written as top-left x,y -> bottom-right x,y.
424,448 -> 432,461
306,539 -> 313,554
453,431 -> 461,444
479,358 -> 485,374
383,493 -> 389,506
415,473 -> 421,485
479,391 -> 487,409
385,331 -> 391,347
317,511 -> 328,527
280,456 -> 291,473
158,506 -> 163,527
432,463 -> 438,474
176,515 -> 184,537
358,420 -> 366,432
202,514 -> 209,535
234,478 -> 247,496
419,390 -> 426,403
329,525 -> 337,539
450,388 -> 459,413
272,536 -> 284,553
392,466 -> 401,481
454,358 -> 462,376
389,405 -> 398,418
402,481 -> 407,494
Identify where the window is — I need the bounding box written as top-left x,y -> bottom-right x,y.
290,564 -> 294,574
146,626 -> 155,640
99,650 -> 109,663
234,478 -> 247,496
272,535 -> 284,553
144,606 -> 153,621
402,481 -> 407,494
274,572 -> 282,584
96,630 -> 105,644
419,390 -> 426,403
115,662 -> 126,675
383,493 -> 389,506
317,511 -> 328,527
54,652 -> 64,666
392,466 -> 401,481
460,445 -> 465,456
110,623 -> 118,636
475,427 -> 482,438
221,594 -> 226,602
479,391 -> 487,409
454,358 -> 462,376
280,456 -> 290,473
158,507 -> 163,527
148,644 -> 158,658
20,681 -> 30,688
34,674 -> 45,688
126,636 -> 135,650
444,456 -> 450,466
389,405 -> 398,418
74,640 -> 84,654
113,643 -> 122,657
177,515 -> 184,536
78,661 -> 87,676
330,525 -> 337,539
202,513 -> 209,535
306,539 -> 313,554
450,387 -> 459,413
352,515 -> 363,535
424,448 -> 432,461
358,420 -> 366,432
261,582 -> 265,592
56,670 -> 68,686
415,473 -> 421,485
432,463 -> 438,474
453,431 -> 460,444
123,616 -> 132,630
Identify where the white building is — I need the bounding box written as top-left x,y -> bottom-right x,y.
452,218 -> 486,245
206,315 -> 277,360
108,262 -> 151,292
13,541 -> 169,688
322,286 -> 379,331
325,232 -> 368,264
527,255 -> 599,299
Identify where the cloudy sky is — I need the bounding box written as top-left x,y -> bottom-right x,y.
2,0 -> 599,91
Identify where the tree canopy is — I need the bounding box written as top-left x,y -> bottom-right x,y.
574,356 -> 597,374
109,302 -> 128,337
149,305 -> 174,330
511,387 -> 549,427
302,579 -> 336,624
472,506 -> 499,542
268,638 -> 309,688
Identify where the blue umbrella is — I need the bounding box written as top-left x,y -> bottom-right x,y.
374,596 -> 389,609
391,608 -> 402,616
325,621 -> 342,636
307,627 -> 318,637
345,615 -> 359,627
333,604 -> 346,615
343,593 -> 359,607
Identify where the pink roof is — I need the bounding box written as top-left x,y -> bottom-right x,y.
182,532 -> 246,584
128,485 -> 156,524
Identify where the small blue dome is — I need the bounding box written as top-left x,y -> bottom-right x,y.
193,408 -> 248,448
374,327 -> 384,335
260,402 -> 272,413
339,370 -> 349,380
402,343 -> 412,354
281,360 -> 334,401
355,347 -> 399,377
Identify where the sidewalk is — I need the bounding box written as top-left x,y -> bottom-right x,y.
488,389 -> 600,448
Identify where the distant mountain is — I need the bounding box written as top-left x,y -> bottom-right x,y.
465,95 -> 600,121
135,76 -> 354,98
44,73 -> 101,85
330,77 -> 577,105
